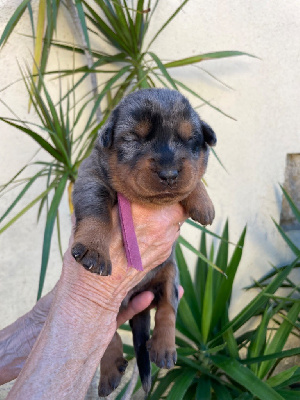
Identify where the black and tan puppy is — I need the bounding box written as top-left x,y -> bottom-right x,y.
71,88 -> 216,396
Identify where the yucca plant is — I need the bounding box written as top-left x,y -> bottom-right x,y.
246,186 -> 300,304
0,0 -> 253,299
118,221 -> 300,399
0,1 -> 254,119
246,186 -> 300,353
0,68 -> 94,299
273,186 -> 300,260
49,0 -> 252,120
0,0 -> 60,90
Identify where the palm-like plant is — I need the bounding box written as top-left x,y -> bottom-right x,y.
0,0 -> 253,298
118,220 -> 300,399
0,68 -> 89,299
1,4 -> 299,398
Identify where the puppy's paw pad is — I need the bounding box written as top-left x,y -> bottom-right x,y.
147,338 -> 177,369
116,357 -> 128,374
98,358 -> 128,397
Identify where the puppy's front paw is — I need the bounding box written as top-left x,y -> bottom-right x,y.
147,336 -> 177,369
71,243 -> 112,275
189,202 -> 215,226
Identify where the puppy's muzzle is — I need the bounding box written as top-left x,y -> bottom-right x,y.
157,169 -> 179,186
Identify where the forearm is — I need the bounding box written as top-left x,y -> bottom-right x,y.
6,275 -> 120,400
0,313 -> 38,384
0,289 -> 55,384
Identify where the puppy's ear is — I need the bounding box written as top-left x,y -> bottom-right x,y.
98,109 -> 118,148
202,121 -> 217,147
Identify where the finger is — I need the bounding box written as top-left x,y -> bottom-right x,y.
179,285 -> 184,299
116,285 -> 184,328
117,291 -> 154,328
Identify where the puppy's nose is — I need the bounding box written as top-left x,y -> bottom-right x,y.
157,169 -> 179,185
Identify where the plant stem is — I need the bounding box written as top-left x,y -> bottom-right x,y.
68,181 -> 74,214
65,0 -> 103,127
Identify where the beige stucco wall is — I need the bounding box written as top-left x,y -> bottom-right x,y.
0,0 -> 299,343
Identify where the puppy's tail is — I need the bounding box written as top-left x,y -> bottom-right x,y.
130,309 -> 151,393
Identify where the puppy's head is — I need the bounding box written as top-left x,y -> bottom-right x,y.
99,89 -> 216,204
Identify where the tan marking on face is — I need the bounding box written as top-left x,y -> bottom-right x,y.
135,120 -> 151,137
178,120 -> 193,140
197,150 -> 208,178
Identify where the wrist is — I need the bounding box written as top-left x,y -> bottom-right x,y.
61,244 -> 135,317
6,283 -> 119,399
35,279 -> 119,364
61,265 -> 125,316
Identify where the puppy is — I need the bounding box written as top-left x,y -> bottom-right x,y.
71,88 -> 216,396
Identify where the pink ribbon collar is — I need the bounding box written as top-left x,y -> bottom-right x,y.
117,193 -> 143,271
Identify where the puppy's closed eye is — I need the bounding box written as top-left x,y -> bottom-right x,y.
122,132 -> 140,142
187,136 -> 195,143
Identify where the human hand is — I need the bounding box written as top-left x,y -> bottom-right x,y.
116,286 -> 184,328
6,200 -> 185,382
60,203 -> 186,317
5,204 -> 186,398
